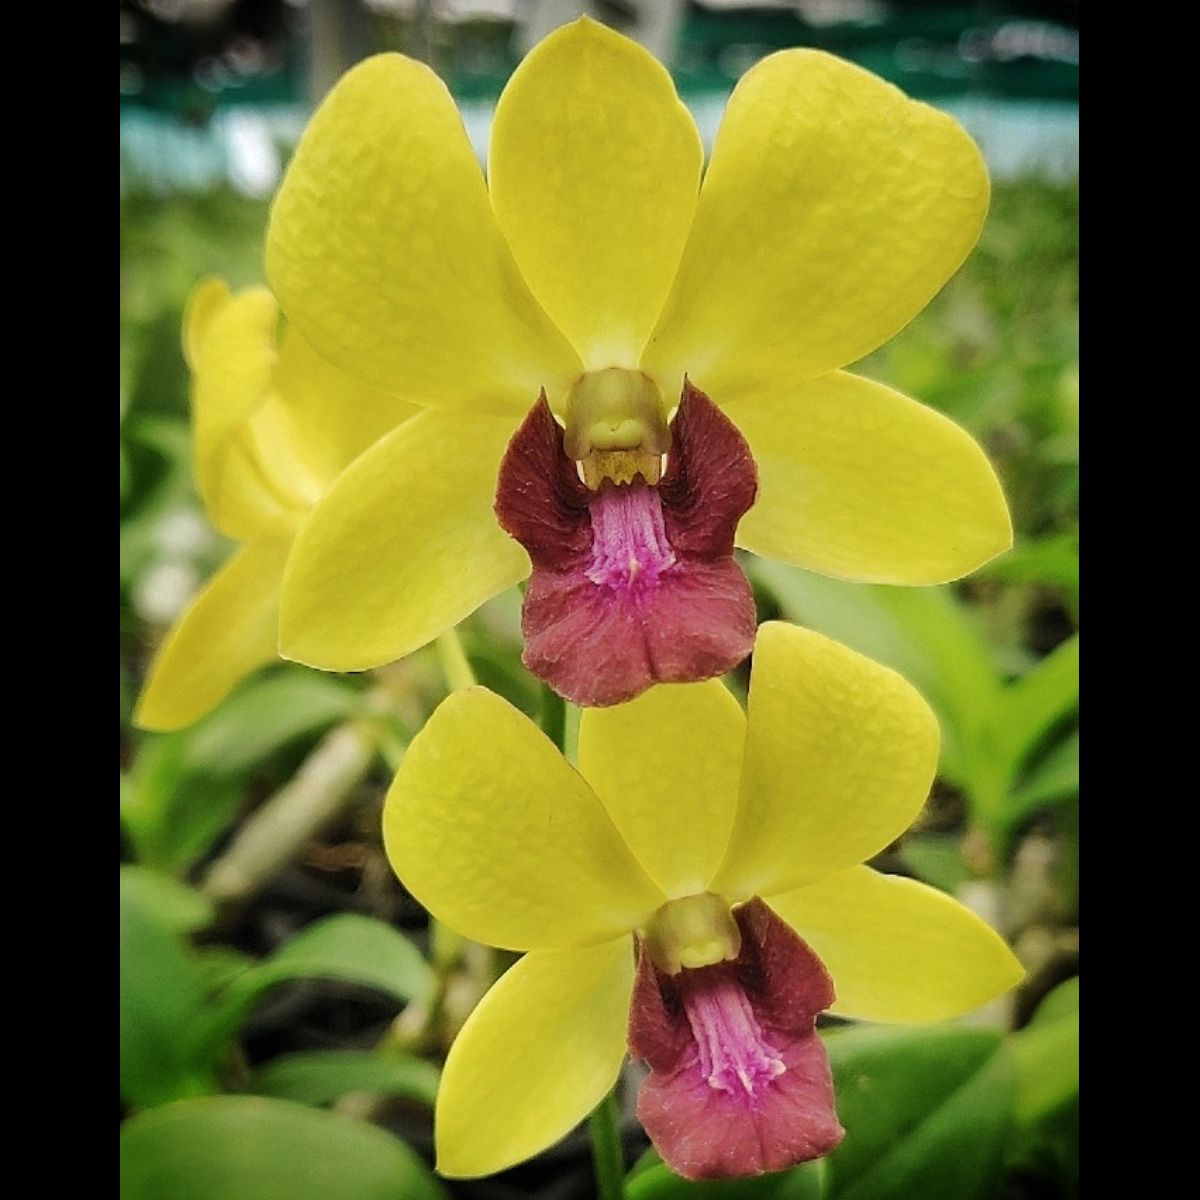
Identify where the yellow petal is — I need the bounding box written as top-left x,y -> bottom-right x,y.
730,371 -> 1012,584
272,326 -> 421,487
489,17 -> 702,370
266,53 -> 581,414
134,534 -> 294,732
578,680 -> 745,898
278,407 -> 528,671
436,939 -> 633,1177
712,623 -> 938,899
767,867 -> 1024,1022
384,689 -> 663,950
182,277 -> 232,369
642,51 -> 989,402
190,286 -> 313,538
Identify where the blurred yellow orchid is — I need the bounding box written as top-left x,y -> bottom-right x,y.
266,18 -> 1011,707
134,279 -> 417,731
384,623 -> 1022,1180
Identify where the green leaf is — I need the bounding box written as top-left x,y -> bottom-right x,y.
1004,730 -> 1078,831
120,1095 -> 448,1200
247,1050 -> 440,1108
193,946 -> 255,997
1030,976 -> 1078,1027
120,734 -> 244,873
183,670 -> 363,775
977,533 -> 1078,601
823,1024 -> 1015,1200
993,635 -> 1079,774
121,670 -> 363,874
120,875 -> 216,1108
1012,978 -> 1078,1124
627,1160 -> 826,1200
119,865 -> 214,933
897,835 -> 971,895
196,915 -> 435,1056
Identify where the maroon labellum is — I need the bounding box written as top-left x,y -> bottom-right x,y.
494,382 -> 758,706
628,899 -> 844,1180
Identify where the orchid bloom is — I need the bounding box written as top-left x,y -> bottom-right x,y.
135,279 -> 416,731
265,19 -> 1011,707
384,623 -> 1022,1180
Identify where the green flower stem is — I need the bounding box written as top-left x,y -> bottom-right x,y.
200,718 -> 378,909
539,683 -> 625,1197
435,628 -> 476,692
539,685 -> 567,751
589,1087 -> 626,1200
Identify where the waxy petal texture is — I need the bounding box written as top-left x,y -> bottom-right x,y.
489,18 -> 702,369
436,939 -> 634,1178
135,534 -> 295,732
768,867 -> 1025,1022
495,386 -> 757,706
267,54 -> 581,414
630,899 -> 843,1180
579,679 -> 745,899
279,408 -> 530,671
384,688 -> 663,950
642,50 -> 988,402
713,623 -> 939,900
731,372 -> 1012,583
271,327 -> 421,489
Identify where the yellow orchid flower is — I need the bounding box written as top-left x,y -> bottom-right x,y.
384,622 -> 1022,1180
266,18 -> 1012,708
134,279 -> 418,731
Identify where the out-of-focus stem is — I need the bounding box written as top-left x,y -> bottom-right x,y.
200,720 -> 377,908
435,629 -> 476,691
540,686 -> 566,751
589,1087 -> 626,1200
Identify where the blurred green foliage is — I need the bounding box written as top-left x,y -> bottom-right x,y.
120,173 -> 1077,1199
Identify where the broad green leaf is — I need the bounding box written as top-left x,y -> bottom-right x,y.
1012,978 -> 1078,1124
121,671 -> 362,873
195,915 -> 434,1056
977,533 -> 1078,602
120,875 -> 216,1108
1003,730 -> 1078,833
120,1095 -> 447,1200
1030,977 -> 1078,1027
993,635 -> 1079,774
823,1024 -> 1015,1200
120,733 -> 244,873
628,1161 -> 826,1200
752,563 -> 1001,784
247,1050 -> 440,1108
119,865 -> 214,933
972,635 -> 1078,827
184,669 -> 363,775
193,946 -> 254,996
898,834 -> 971,895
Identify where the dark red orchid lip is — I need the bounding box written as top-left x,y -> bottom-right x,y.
628,898 -> 844,1181
493,381 -> 758,707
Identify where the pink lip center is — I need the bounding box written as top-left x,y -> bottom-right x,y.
679,968 -> 787,1100
585,483 -> 677,593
